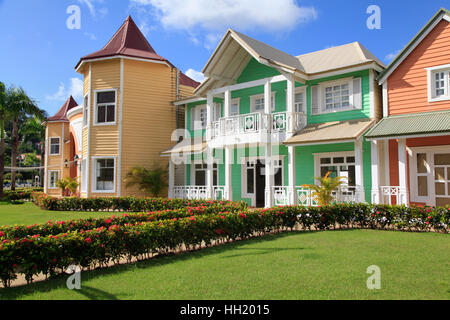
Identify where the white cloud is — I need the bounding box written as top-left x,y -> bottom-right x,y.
204,33 -> 222,51
385,49 -> 401,62
84,32 -> 97,40
77,0 -> 107,18
130,0 -> 318,47
46,78 -> 84,102
185,69 -> 206,83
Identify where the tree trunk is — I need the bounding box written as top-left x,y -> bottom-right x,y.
11,119 -> 18,191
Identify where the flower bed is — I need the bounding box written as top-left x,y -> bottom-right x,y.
31,192 -> 247,212
3,188 -> 43,201
0,203 -> 448,287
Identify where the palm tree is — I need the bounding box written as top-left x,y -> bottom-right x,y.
20,117 -> 47,187
0,81 -> 6,199
124,165 -> 168,197
5,87 -> 45,191
302,172 -> 347,206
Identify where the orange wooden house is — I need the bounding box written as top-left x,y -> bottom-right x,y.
366,8 -> 450,207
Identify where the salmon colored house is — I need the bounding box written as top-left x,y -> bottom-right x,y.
44,16 -> 199,197
366,8 -> 450,207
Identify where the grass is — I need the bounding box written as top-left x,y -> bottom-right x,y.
0,229 -> 448,300
0,202 -> 120,226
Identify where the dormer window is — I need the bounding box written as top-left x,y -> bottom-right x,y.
95,90 -> 116,125
427,65 -> 450,102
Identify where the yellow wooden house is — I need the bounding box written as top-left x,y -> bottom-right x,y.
44,16 -> 199,197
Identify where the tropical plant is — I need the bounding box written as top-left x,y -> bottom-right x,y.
302,172 -> 347,206
56,178 -> 70,197
124,165 -> 168,197
66,177 -> 80,196
4,86 -> 45,191
20,117 -> 46,187
0,81 -> 5,199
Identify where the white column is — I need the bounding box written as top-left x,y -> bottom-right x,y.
398,139 -> 409,205
286,74 -> 296,137
288,145 -> 296,205
224,89 -> 231,118
206,147 -> 214,199
371,140 -> 380,204
264,144 -> 273,208
168,160 -> 174,199
225,146 -> 233,200
355,139 -> 365,202
264,80 -> 271,114
206,92 -> 213,141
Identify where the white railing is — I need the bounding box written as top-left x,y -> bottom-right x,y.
172,186 -> 226,200
210,111 -> 306,139
272,186 -> 364,207
378,186 -> 408,205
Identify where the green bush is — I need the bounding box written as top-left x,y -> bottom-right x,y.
3,188 -> 43,201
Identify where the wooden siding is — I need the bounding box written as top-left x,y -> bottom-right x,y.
120,59 -> 177,196
179,84 -> 195,99
46,122 -> 71,196
387,20 -> 450,115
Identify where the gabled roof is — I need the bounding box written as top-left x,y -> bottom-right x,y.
179,72 -> 200,88
48,96 -> 78,122
378,8 -> 450,84
297,42 -> 385,74
75,16 -> 171,70
365,110 -> 450,139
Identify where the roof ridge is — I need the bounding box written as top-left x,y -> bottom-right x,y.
295,42 -> 357,58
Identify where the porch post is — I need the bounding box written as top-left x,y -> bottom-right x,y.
206,92 -> 213,141
265,143 -> 273,208
224,89 -> 231,118
288,145 -> 296,205
206,147 -> 214,200
371,140 -> 380,204
168,160 -> 175,199
225,146 -> 233,201
397,139 -> 409,205
355,138 -> 365,202
286,74 -> 295,138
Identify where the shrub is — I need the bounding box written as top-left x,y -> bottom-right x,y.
3,188 -> 43,201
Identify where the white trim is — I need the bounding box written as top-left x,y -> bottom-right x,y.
426,64 -> 450,102
210,74 -> 287,95
313,77 -> 356,115
369,70 -> 375,118
382,80 -> 388,118
91,156 -> 117,194
286,139 -> 356,147
378,13 -> 446,84
309,63 -> 383,81
313,151 -> 356,186
48,170 -> 60,190
82,94 -> 89,128
67,105 -> 83,119
366,132 -> 450,141
86,64 -> 92,197
93,89 -> 118,126
76,55 -> 171,72
250,92 -> 276,113
118,58 -> 124,196
174,97 -> 206,106
49,136 -> 61,156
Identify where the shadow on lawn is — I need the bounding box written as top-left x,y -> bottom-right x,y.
0,230 -> 322,300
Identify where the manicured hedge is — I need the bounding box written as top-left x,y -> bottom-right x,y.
0,205 -> 243,239
31,192 -> 247,212
0,203 -> 448,287
3,188 -> 43,201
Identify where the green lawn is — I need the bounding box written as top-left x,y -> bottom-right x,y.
1,229 -> 448,300
0,202 -> 118,226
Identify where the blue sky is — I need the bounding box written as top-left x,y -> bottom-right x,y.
0,0 -> 448,116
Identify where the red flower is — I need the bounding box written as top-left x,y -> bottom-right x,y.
0,231 -> 4,237
85,238 -> 92,244
105,219 -> 112,224
239,213 -> 247,219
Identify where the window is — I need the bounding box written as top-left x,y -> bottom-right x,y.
251,94 -> 275,113
194,163 -> 218,186
95,90 -> 116,124
191,105 -> 207,130
50,138 -> 60,155
230,99 -> 240,116
311,78 -> 362,114
83,95 -> 88,126
294,89 -> 306,113
428,66 -> 450,101
245,160 -> 256,195
212,103 -> 221,122
48,171 -> 59,189
318,155 -> 356,189
94,158 -> 115,192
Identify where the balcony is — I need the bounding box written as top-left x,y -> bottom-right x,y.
207,111 -> 307,147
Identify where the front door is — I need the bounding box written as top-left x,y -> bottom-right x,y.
255,160 -> 266,208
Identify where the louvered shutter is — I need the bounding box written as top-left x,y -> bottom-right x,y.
352,78 -> 362,109
311,86 -> 319,115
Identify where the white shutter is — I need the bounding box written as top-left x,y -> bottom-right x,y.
352,78 -> 362,109
311,86 -> 319,115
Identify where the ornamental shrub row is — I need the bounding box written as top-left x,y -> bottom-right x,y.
31,192 -> 247,212
3,188 -> 43,201
0,205 -> 243,239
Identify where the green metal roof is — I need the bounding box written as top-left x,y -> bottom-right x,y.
377,8 -> 450,83
365,110 -> 450,139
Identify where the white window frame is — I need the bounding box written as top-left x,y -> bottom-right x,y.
409,146 -> 450,206
294,87 -> 307,114
241,156 -> 284,206
320,78 -> 353,114
83,94 -> 89,128
426,64 -> 450,102
49,137 -> 61,156
48,170 -> 60,189
190,160 -> 219,186
91,156 -> 116,193
230,98 -> 240,116
191,104 -> 207,130
212,102 -> 222,122
313,151 -> 356,188
93,89 -> 117,126
250,92 -> 276,113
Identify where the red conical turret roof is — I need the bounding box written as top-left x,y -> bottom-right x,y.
48,96 -> 78,122
75,16 -> 170,69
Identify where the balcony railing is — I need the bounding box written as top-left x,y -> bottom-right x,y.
209,111 -> 306,139
377,186 -> 408,205
172,186 -> 226,200
273,186 -> 365,207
